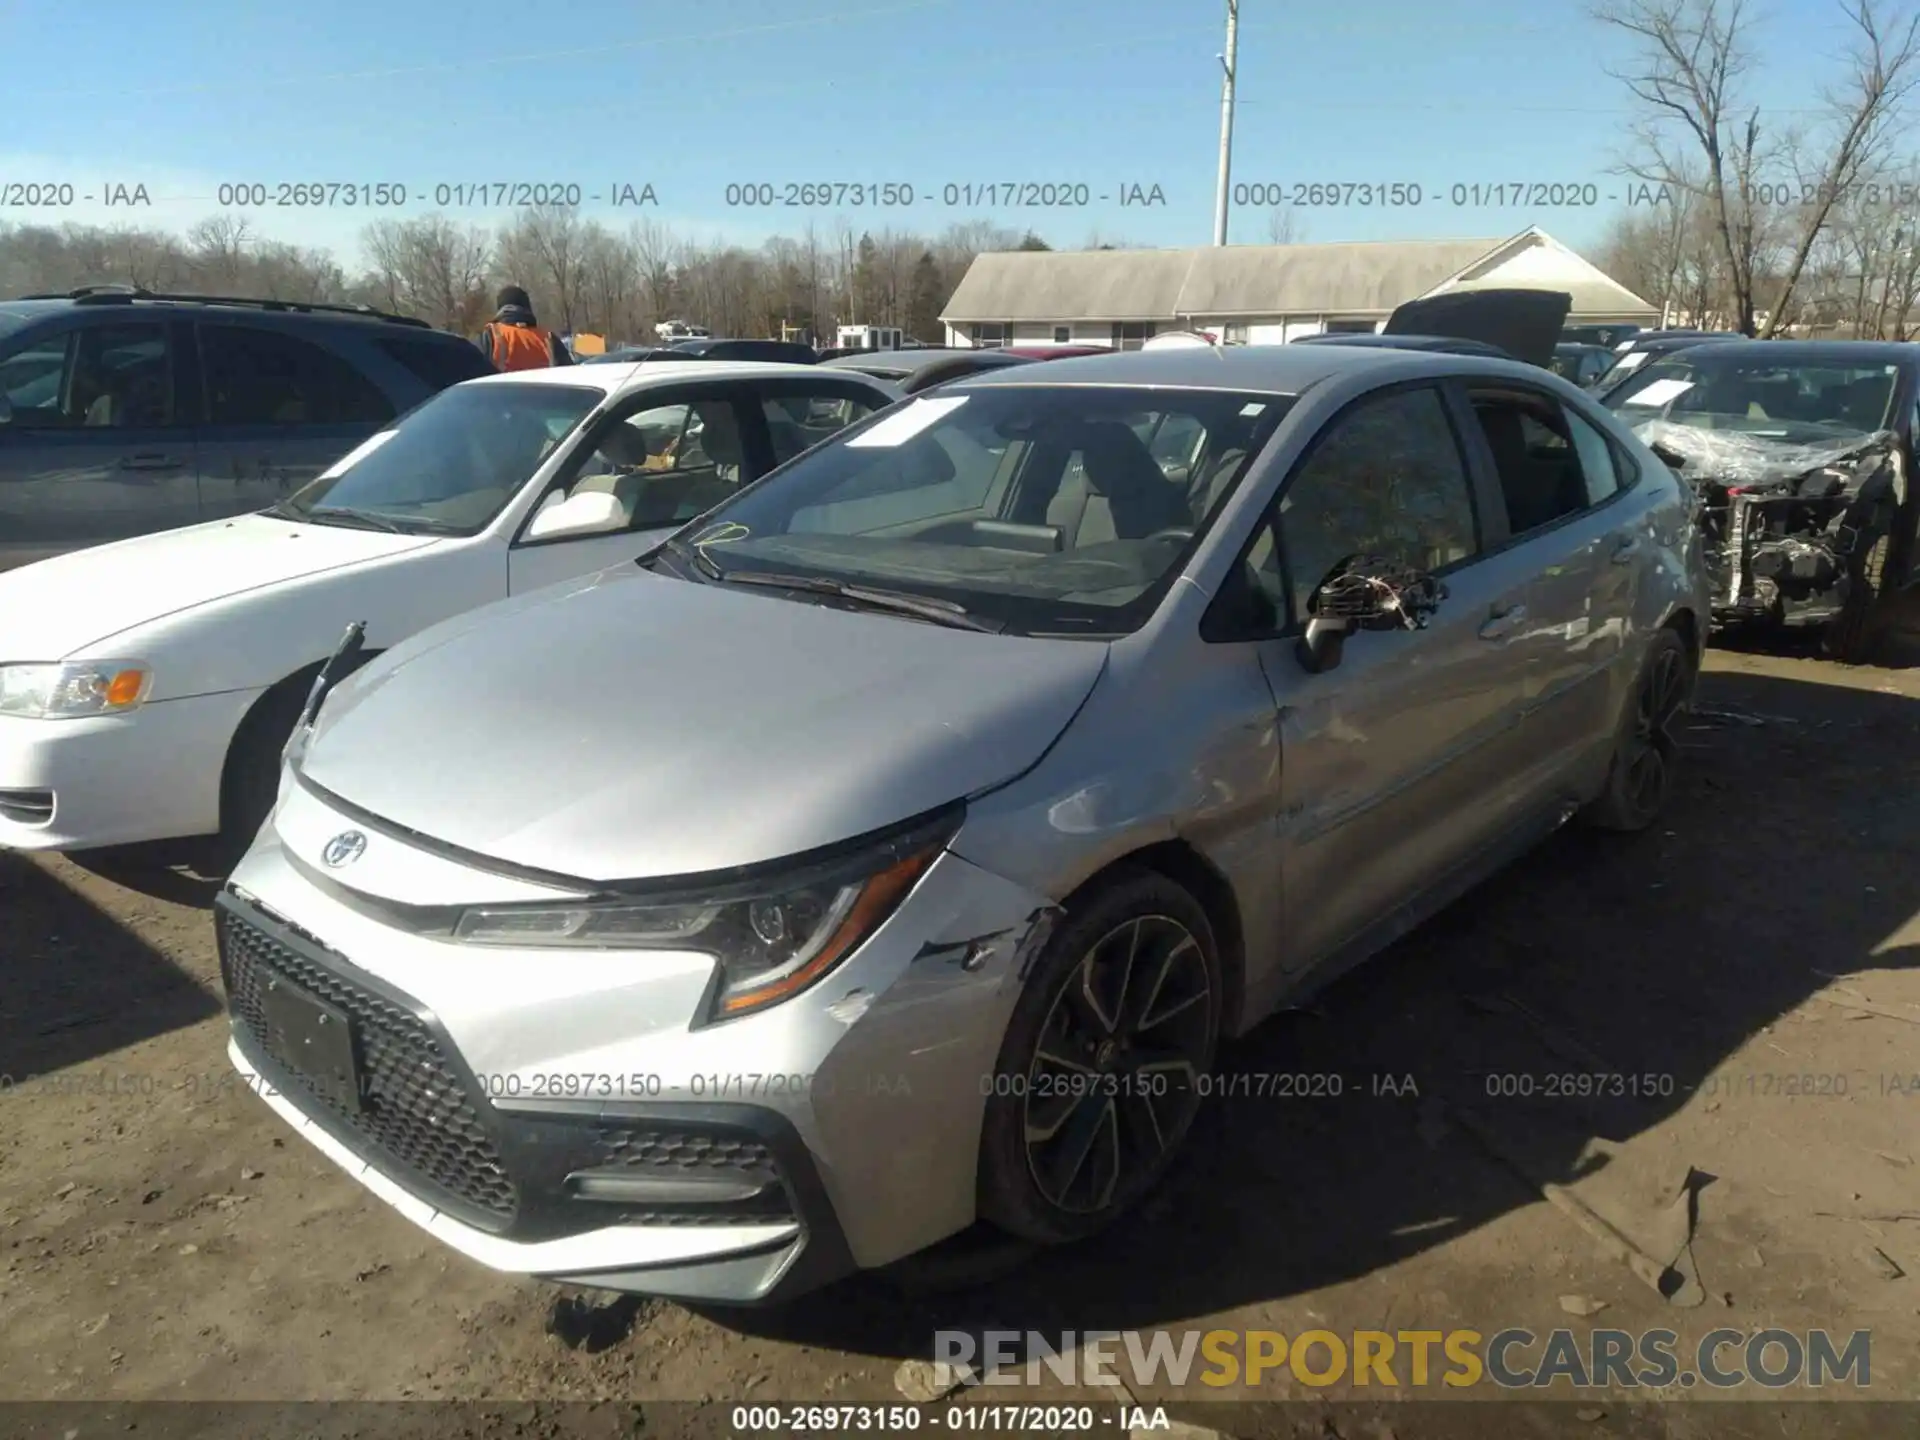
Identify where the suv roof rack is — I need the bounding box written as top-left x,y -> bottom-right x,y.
17,286 -> 432,329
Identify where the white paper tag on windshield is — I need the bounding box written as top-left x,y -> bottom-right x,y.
1621,377 -> 1694,407
846,396 -> 968,447
1611,351 -> 1651,374
316,428 -> 398,479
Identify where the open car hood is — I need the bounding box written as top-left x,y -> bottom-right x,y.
1382,288 -> 1572,369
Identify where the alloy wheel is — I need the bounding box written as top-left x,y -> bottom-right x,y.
1621,644 -> 1687,821
1022,914 -> 1214,1215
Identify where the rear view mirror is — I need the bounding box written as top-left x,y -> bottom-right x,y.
524,489 -> 626,542
1296,555 -> 1447,674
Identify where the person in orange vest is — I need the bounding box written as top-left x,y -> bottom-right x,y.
476,285 -> 574,370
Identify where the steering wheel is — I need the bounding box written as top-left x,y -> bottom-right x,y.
1145,526 -> 1195,544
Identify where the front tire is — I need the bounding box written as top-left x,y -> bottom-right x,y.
1582,627 -> 1693,833
216,687 -> 309,867
1825,524 -> 1893,664
977,869 -> 1222,1246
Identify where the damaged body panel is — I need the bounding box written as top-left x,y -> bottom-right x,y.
1634,421 -> 1905,624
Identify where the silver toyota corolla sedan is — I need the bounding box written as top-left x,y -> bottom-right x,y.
217,342 -> 1711,1305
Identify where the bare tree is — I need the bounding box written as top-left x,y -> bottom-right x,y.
186,214 -> 254,291
362,216 -> 493,330
0,211 -> 1056,346
499,206 -> 586,333
1595,0 -> 1920,336
629,218 -> 678,329
1265,205 -> 1307,244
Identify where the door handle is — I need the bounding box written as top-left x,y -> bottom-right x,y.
1479,603 -> 1528,640
1611,534 -> 1641,564
120,453 -> 184,472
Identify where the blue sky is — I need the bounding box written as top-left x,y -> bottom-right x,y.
0,0 -> 1866,267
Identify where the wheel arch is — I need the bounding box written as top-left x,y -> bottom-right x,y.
217,650 -> 383,832
1056,838 -> 1250,1039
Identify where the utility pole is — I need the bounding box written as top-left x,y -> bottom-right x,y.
1212,0 -> 1240,247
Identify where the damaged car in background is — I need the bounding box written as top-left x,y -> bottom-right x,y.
1603,341 -> 1918,661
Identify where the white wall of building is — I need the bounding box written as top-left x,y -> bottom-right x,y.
942,315 -> 1392,347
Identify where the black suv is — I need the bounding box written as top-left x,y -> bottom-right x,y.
0,286 -> 493,571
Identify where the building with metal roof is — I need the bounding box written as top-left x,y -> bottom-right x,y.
938,226 -> 1656,349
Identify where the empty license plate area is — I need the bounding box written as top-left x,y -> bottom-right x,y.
260,972 -> 363,1114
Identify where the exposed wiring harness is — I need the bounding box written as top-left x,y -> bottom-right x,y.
1313,556 -> 1448,630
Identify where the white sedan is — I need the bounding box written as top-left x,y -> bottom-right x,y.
0,360 -> 899,858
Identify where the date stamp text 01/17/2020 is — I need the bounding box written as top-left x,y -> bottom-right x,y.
0,181 -> 663,210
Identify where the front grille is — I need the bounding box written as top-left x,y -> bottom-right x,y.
0,788 -> 54,825
584,1125 -> 794,1224
593,1128 -> 778,1177
217,904 -> 520,1227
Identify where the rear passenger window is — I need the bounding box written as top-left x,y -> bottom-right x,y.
378,336 -> 493,392
201,325 -> 395,427
1566,410 -> 1623,505
1466,389 -> 1618,537
762,392 -> 881,467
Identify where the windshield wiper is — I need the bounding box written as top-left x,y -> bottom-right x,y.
719,570 -> 1005,633
662,534 -> 724,581
300,506 -> 408,534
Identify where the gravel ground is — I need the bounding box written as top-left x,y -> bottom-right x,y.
3,636 -> 1919,1439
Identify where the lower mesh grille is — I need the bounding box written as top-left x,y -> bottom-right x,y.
217,903 -> 520,1227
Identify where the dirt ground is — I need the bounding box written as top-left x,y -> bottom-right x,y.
5,624 -> 1920,1439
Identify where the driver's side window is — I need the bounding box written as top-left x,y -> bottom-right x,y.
547,396 -> 749,534
1276,386 -> 1479,626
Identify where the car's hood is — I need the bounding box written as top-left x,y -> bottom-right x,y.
302,566 -> 1110,883
0,514 -> 441,660
1384,288 -> 1573,369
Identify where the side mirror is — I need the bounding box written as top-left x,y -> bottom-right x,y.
1295,555 -> 1447,674
523,489 -> 626,542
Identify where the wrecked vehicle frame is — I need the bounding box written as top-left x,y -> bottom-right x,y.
1604,341 -> 1920,660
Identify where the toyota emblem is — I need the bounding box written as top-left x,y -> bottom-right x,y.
322,831 -> 367,868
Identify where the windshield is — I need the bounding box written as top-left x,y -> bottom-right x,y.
0,309 -> 39,346
275,381 -> 601,534
1605,352 -> 1899,441
654,383 -> 1291,636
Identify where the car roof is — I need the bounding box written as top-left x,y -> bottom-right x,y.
0,291 -> 446,333
1296,333 -> 1510,357
1642,338 -> 1915,364
460,359 -> 893,397
821,348 -> 1020,374
943,341 -> 1546,394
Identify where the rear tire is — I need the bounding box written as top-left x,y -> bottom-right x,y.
977,869 -> 1222,1246
1583,627 -> 1693,833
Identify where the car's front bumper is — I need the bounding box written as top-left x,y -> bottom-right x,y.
219,781 -> 1060,1303
0,689 -> 262,851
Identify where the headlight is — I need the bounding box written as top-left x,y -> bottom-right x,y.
0,662 -> 152,719
451,808 -> 960,1022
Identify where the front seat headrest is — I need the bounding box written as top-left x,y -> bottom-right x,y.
693,403 -> 743,466
598,421 -> 654,468
1074,420 -> 1191,537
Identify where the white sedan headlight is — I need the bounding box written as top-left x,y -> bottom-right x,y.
0,662 -> 153,719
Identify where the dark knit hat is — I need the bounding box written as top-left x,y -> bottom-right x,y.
496,284 -> 532,311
